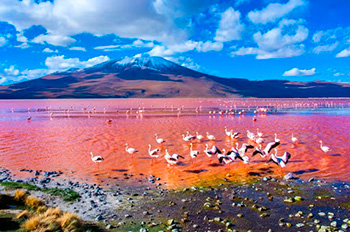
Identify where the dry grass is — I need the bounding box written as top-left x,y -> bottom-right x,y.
25,196 -> 44,209
21,207 -> 83,232
16,210 -> 31,220
13,189 -> 27,202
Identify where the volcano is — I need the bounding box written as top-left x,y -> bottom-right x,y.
0,55 -> 349,98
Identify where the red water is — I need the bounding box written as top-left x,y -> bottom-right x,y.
0,98 -> 349,189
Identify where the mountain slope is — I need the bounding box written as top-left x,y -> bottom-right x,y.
0,55 -> 349,98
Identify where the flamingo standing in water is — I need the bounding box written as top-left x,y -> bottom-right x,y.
90,152 -> 104,163
274,133 -> 280,143
204,144 -> 221,157
230,132 -> 240,139
252,141 -> 280,159
125,143 -> 138,154
224,126 -> 232,137
206,132 -> 216,141
291,133 -> 298,144
164,149 -> 184,165
182,133 -> 196,142
319,140 -> 330,153
189,143 -> 199,158
269,148 -> 291,172
257,128 -> 263,138
196,132 -> 204,141
155,134 -> 166,144
148,144 -> 159,158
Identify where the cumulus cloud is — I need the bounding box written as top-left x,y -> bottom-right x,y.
214,7 -> 244,42
232,19 -> 308,59
248,0 -> 305,24
149,40 -> 223,56
312,42 -> 338,54
0,36 -> 7,46
43,47 -> 58,53
32,34 -> 76,46
336,48 -> 350,58
0,0 -> 214,45
0,55 -> 111,85
94,39 -> 155,52
283,67 -> 316,76
45,55 -> 110,72
4,65 -> 20,76
69,47 -> 86,52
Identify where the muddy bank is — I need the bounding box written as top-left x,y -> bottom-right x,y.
1,167 -> 350,231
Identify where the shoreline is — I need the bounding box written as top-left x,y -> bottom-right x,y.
1,166 -> 350,231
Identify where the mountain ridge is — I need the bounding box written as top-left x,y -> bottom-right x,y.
0,55 -> 349,99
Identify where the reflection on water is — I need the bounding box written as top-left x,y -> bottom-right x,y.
0,98 -> 349,189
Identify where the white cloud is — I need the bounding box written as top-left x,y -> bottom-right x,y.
232,20 -> 308,59
312,31 -> 326,43
69,47 -> 86,52
94,39 -> 155,52
312,42 -> 338,54
248,0 -> 305,24
4,65 -> 20,76
0,76 -> 7,84
43,47 -> 58,53
149,40 -> 223,56
334,72 -> 344,77
32,34 -> 76,46
214,7 -> 244,42
45,55 -> 110,72
283,67 -> 316,76
0,55 -> 110,85
0,0 -> 208,45
0,36 -> 7,46
336,48 -> 350,58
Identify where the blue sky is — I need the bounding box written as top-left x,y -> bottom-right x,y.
0,0 -> 350,85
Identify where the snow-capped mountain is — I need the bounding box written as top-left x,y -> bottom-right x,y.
0,55 -> 349,99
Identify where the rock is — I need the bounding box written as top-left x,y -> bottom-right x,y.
295,223 -> 304,228
330,221 -> 337,227
294,196 -> 304,201
95,215 -> 103,221
318,212 -> 326,217
167,219 -> 175,225
342,224 -> 348,230
283,197 -> 294,203
308,177 -> 315,182
124,214 -> 132,218
283,173 -> 298,180
139,228 -> 148,232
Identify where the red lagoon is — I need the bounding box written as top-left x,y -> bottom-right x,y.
0,98 -> 349,189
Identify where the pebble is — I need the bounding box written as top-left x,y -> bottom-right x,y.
295,223 -> 304,228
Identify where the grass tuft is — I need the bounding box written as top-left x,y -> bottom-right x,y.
0,182 -> 39,191
25,196 -> 45,209
14,189 -> 27,202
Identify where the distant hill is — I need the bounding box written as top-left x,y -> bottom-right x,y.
0,55 -> 349,98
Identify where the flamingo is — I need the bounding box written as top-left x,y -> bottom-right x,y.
148,144 -> 159,158
27,116 -> 32,122
206,132 -> 216,141
196,132 -> 204,141
224,126 -> 232,137
231,132 -> 240,139
252,141 -> 280,158
257,128 -> 263,138
238,143 -> 255,157
291,133 -> 298,144
90,152 -> 104,163
319,140 -> 330,153
189,143 -> 199,158
247,130 -> 256,140
255,137 -> 264,145
204,144 -> 221,157
182,134 -> 196,142
164,149 -> 184,165
155,134 -> 166,144
125,143 -> 138,154
274,133 -> 280,143
269,149 -> 291,169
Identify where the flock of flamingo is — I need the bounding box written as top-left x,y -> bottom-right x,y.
90,126 -> 331,173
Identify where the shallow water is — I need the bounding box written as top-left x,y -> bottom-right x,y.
0,98 -> 349,189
